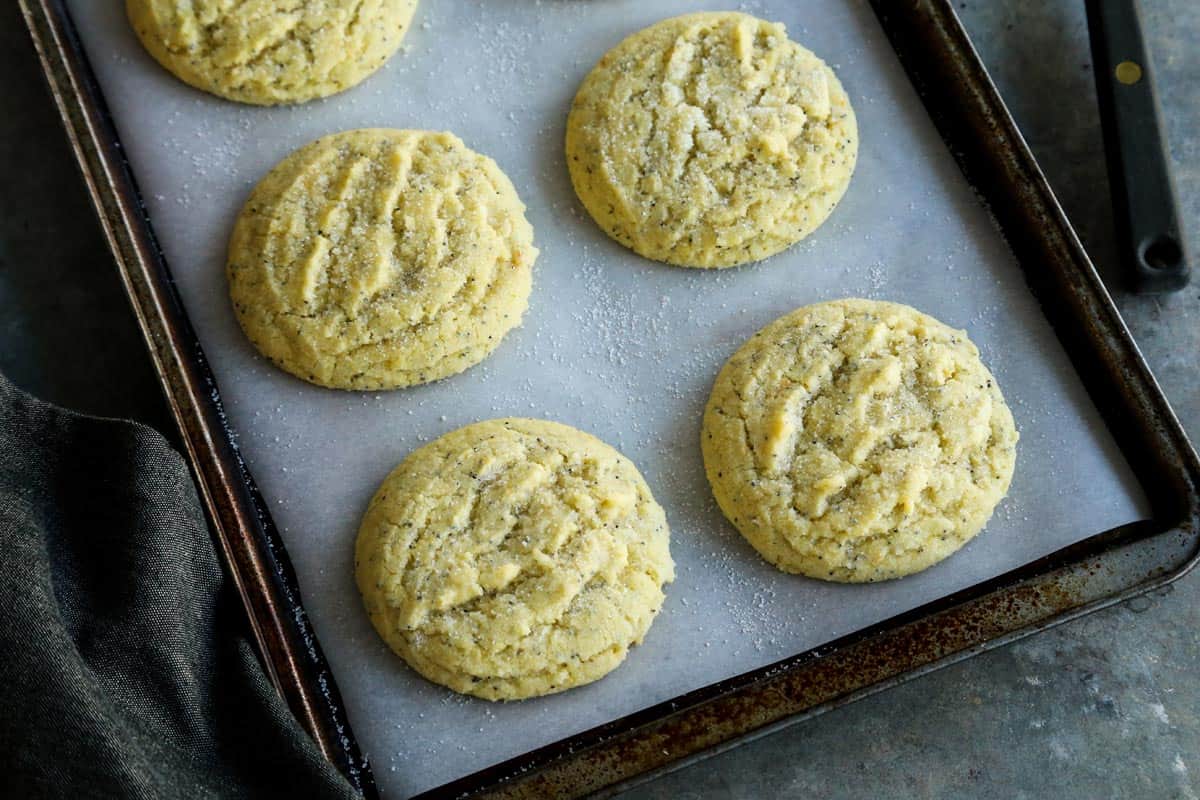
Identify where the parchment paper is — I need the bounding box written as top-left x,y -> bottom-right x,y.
65,1 -> 1150,796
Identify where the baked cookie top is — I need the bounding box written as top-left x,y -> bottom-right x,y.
355,418 -> 675,701
126,0 -> 418,105
566,12 -> 858,268
702,299 -> 1018,582
227,129 -> 536,390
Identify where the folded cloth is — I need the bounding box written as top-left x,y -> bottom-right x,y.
0,373 -> 357,799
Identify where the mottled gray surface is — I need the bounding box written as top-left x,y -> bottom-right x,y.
1,1 -> 1196,798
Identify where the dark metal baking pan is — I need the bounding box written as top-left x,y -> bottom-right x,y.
18,0 -> 1200,798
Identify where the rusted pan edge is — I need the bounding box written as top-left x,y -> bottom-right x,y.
413,0 -> 1200,797
426,522 -> 1194,800
16,1 -> 377,795
872,1 -> 1199,526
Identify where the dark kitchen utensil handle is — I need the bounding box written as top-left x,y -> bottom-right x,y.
1084,0 -> 1189,293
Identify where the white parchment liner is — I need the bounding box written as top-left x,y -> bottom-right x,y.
67,1 -> 1148,795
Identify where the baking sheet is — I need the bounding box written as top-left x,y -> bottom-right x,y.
66,0 -> 1150,796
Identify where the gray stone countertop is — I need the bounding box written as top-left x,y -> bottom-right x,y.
1,2 -> 1196,798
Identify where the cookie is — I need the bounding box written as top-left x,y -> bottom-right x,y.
355,418 -> 674,701
566,12 -> 858,268
227,129 -> 537,390
702,299 -> 1017,582
126,0 -> 418,105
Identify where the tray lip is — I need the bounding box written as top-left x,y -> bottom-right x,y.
19,0 -> 1200,799
16,0 -> 377,796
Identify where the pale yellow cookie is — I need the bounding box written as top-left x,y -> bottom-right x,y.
126,0 -> 418,105
566,12 -> 858,268
227,129 -> 537,390
355,418 -> 675,701
702,299 -> 1017,582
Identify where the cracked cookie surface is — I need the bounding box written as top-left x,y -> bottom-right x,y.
565,12 -> 857,268
355,418 -> 675,700
227,129 -> 536,390
126,0 -> 418,105
702,299 -> 1018,582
